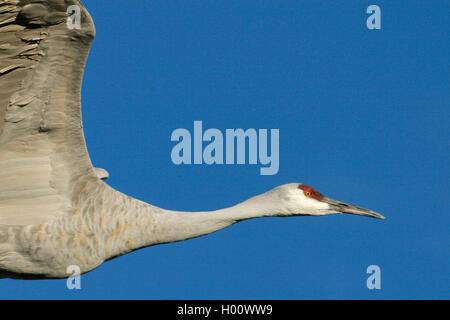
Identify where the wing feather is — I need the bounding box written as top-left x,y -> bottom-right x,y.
0,0 -> 98,226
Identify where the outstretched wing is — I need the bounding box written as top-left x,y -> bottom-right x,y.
0,0 -> 98,226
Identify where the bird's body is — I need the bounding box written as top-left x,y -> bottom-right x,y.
0,1 -> 384,279
0,184 -> 159,278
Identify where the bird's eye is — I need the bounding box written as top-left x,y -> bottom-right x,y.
298,184 -> 324,201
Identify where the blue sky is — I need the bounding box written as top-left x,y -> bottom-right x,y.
1,0 -> 448,299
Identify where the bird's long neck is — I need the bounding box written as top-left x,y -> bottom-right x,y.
150,193 -> 281,245
94,185 -> 288,262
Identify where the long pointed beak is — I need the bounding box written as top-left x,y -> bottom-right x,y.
322,197 -> 386,220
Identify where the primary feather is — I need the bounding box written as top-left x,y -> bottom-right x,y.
0,0 -> 97,226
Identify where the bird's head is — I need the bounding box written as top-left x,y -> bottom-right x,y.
265,183 -> 386,219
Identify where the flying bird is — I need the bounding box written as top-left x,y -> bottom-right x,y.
0,0 -> 385,279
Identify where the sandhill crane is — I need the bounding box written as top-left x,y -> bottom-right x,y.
0,0 -> 385,279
